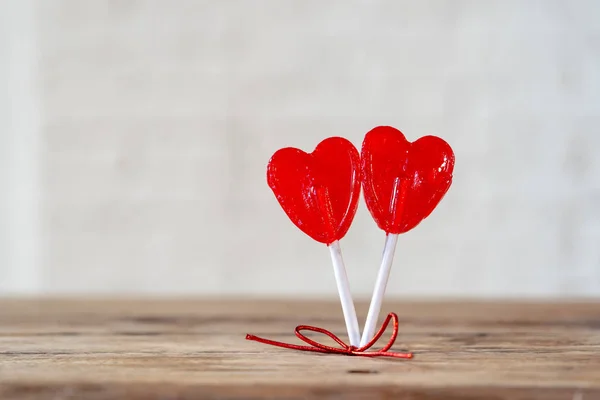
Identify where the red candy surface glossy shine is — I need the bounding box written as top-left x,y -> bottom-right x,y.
361,126 -> 455,234
267,137 -> 361,245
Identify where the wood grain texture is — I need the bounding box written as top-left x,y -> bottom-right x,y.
0,299 -> 599,399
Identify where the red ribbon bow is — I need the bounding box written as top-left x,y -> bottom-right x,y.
246,312 -> 413,359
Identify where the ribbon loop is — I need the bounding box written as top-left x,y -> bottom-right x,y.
246,312 -> 412,359
295,324 -> 351,353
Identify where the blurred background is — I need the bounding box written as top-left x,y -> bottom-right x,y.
1,0 -> 599,298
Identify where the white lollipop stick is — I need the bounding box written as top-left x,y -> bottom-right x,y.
360,176 -> 404,347
315,185 -> 360,347
328,240 -> 361,347
359,233 -> 398,347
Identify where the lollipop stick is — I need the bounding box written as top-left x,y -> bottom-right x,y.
360,233 -> 398,347
361,176 -> 405,347
328,240 -> 361,347
315,185 -> 360,347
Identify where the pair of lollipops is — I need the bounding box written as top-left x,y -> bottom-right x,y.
248,126 -> 455,358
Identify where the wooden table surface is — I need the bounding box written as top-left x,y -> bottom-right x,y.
0,299 -> 599,399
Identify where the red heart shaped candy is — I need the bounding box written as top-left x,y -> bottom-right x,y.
267,137 -> 361,245
361,126 -> 455,234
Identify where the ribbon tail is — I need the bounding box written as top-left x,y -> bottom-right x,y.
365,350 -> 413,359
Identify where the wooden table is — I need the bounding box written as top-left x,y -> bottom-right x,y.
0,299 -> 599,399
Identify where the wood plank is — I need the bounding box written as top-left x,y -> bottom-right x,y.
0,299 -> 599,399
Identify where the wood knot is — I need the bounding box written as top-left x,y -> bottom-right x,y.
346,369 -> 379,375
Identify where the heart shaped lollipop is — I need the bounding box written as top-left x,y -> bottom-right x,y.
267,137 -> 362,346
359,126 -> 455,347
267,137 -> 361,245
361,126 -> 455,234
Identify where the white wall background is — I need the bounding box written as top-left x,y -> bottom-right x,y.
1,0 -> 599,297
